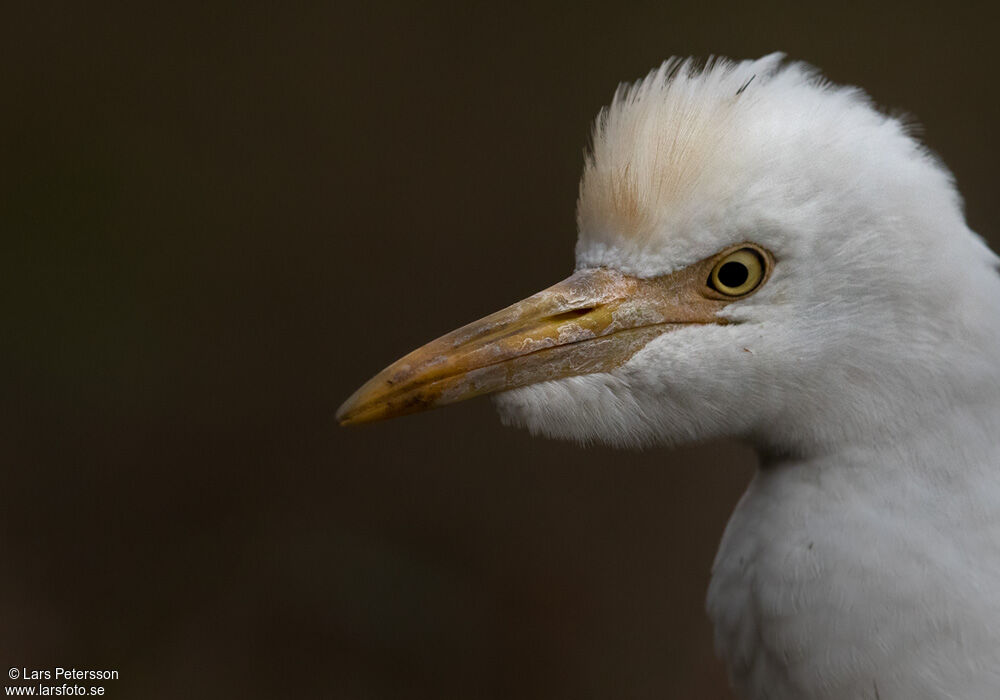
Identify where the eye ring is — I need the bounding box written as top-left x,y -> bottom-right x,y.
709,248 -> 765,296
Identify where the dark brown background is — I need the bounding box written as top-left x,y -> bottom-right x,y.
3,2 -> 997,698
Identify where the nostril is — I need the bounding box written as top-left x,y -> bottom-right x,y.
550,307 -> 596,322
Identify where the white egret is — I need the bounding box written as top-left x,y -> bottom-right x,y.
338,54 -> 1000,699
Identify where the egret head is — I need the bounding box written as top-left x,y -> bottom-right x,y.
339,54 -> 1000,454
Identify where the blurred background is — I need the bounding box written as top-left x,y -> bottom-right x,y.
2,2 -> 997,698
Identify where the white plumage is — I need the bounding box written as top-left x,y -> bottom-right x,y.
499,54 -> 1000,699
341,54 -> 1000,698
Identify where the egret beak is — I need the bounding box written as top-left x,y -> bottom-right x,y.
336,257 -> 739,426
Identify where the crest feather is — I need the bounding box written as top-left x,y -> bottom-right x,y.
577,53 -> 790,249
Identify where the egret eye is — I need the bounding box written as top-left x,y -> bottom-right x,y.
709,248 -> 765,296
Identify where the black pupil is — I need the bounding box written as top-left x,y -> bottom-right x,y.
718,261 -> 749,289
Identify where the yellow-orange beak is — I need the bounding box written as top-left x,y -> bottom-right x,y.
336,250 -> 753,426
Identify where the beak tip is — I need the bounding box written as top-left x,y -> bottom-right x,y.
336,386 -> 387,427
335,396 -> 360,427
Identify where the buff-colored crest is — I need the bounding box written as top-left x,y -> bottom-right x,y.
576,53 -> 789,257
